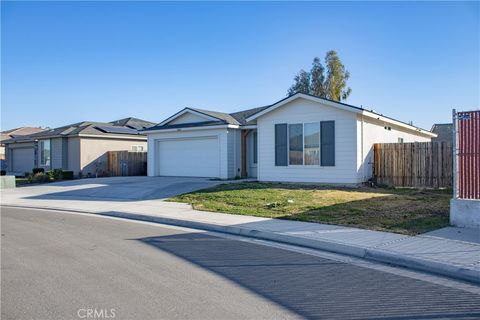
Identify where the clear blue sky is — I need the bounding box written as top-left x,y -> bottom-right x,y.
1,1 -> 479,130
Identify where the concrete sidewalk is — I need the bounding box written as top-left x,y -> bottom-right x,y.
1,185 -> 479,284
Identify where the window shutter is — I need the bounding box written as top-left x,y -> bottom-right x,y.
321,121 -> 335,166
275,123 -> 287,166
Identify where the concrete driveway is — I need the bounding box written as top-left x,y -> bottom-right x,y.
1,176 -> 223,202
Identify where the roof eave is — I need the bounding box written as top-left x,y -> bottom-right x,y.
245,93 -> 362,122
157,108 -> 224,126
361,110 -> 437,137
245,93 -> 435,137
143,124 -> 239,134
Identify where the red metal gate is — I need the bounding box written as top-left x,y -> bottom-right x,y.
455,110 -> 480,199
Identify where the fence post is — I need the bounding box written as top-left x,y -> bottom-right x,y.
452,109 -> 458,199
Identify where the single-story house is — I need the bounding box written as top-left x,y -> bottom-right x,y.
431,123 -> 453,143
4,117 -> 154,177
144,93 -> 436,183
1,127 -> 46,161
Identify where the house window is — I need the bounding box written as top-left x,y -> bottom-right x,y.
39,140 -> 51,166
276,121 -> 335,167
398,138 -> 404,143
253,132 -> 257,164
289,124 -> 303,165
304,122 -> 320,165
132,145 -> 144,152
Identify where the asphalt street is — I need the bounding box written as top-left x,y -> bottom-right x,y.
2,206 -> 480,320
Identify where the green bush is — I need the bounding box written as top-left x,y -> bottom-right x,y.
61,171 -> 74,180
52,169 -> 63,180
32,168 -> 45,174
46,171 -> 55,180
46,169 -> 74,180
32,173 -> 50,183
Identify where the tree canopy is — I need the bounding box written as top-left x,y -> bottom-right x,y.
287,51 -> 351,102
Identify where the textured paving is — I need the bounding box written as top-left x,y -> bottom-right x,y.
2,207 -> 480,320
2,176 -> 479,281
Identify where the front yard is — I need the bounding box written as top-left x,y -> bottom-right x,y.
170,182 -> 451,235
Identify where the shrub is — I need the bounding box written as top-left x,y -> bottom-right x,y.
61,171 -> 74,180
52,169 -> 63,180
32,168 -> 44,174
46,169 -> 74,180
0,170 -> 5,176
32,172 -> 50,183
46,171 -> 55,180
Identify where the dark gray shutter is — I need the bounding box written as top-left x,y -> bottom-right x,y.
321,121 -> 335,166
275,123 -> 287,166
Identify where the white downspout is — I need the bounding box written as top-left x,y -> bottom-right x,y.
361,114 -> 365,181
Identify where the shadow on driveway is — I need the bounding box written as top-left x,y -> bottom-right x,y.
134,232 -> 480,320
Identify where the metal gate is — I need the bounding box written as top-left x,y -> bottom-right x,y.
453,109 -> 480,199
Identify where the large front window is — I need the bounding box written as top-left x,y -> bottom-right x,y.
275,121 -> 335,167
288,124 -> 303,165
40,140 -> 51,166
304,122 -> 320,165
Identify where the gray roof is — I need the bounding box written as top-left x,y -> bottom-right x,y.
145,92 -> 433,134
3,118 -> 155,144
230,106 -> 270,125
109,117 -> 155,130
145,105 -> 270,132
431,123 -> 453,143
0,127 -> 46,143
189,108 -> 242,125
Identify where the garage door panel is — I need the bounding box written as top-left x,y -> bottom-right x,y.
158,137 -> 220,177
12,148 -> 35,173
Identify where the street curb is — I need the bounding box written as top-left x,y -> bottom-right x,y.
3,204 -> 479,285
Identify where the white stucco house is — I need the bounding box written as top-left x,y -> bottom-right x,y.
144,93 -> 436,183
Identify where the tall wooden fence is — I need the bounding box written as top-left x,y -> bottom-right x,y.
374,142 -> 452,188
107,151 -> 147,176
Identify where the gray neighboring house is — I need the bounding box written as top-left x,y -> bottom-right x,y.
431,123 -> 453,143
4,117 -> 154,177
1,127 -> 46,161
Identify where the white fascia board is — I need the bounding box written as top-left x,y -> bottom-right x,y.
8,134 -> 148,143
144,124 -> 239,134
361,110 -> 437,137
245,93 -> 361,122
158,108 -> 221,126
77,134 -> 147,140
246,93 -> 435,138
240,125 -> 257,129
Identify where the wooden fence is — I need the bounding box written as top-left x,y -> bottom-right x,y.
373,142 -> 453,188
106,151 -> 147,176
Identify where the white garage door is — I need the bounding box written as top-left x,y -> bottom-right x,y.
158,137 -> 220,177
12,148 -> 35,173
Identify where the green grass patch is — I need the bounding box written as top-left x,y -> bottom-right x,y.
169,182 -> 451,235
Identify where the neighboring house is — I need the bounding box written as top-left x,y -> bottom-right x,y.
431,123 -> 453,143
144,93 -> 436,183
1,127 -> 46,161
4,118 -> 154,176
